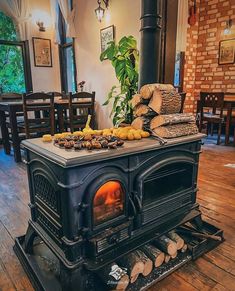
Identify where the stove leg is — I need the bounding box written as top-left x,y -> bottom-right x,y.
60,263 -> 86,291
23,224 -> 37,254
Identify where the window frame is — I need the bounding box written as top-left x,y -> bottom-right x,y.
58,2 -> 77,93
0,37 -> 33,94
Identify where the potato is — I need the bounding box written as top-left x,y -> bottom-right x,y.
133,132 -> 142,140
119,132 -> 128,140
140,131 -> 150,138
54,133 -> 62,139
61,132 -> 71,138
127,132 -> 135,140
73,131 -> 83,136
112,129 -> 119,136
42,134 -> 52,142
129,129 -> 136,134
103,130 -> 112,136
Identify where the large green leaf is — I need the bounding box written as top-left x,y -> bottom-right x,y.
102,85 -> 118,105
100,35 -> 139,125
118,36 -> 137,55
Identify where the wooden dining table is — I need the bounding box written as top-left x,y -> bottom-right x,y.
0,98 -> 93,162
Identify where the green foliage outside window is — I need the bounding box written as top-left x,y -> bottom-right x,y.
0,11 -> 26,93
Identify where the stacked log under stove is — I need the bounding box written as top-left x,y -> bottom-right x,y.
14,134 -> 223,291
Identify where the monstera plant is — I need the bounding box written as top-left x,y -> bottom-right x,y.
100,35 -> 139,126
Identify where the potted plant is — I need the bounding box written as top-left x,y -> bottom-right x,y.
100,35 -> 139,126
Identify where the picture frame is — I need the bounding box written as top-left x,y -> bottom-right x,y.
100,25 -> 115,55
218,39 -> 235,65
32,37 -> 52,67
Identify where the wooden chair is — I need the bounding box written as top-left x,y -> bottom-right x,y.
47,91 -> 68,98
20,92 -> 55,139
179,92 -> 186,113
0,93 -> 24,154
199,92 -> 224,145
67,91 -> 95,132
0,92 -> 23,119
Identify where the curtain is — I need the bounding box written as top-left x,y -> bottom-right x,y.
175,0 -> 189,52
58,0 -> 76,38
50,0 -> 60,43
49,0 -> 76,41
0,0 -> 30,41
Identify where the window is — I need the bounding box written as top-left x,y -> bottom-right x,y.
0,12 -> 32,93
58,2 -> 77,93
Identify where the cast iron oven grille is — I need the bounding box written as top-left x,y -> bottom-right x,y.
34,174 -> 59,213
36,208 -> 61,239
143,192 -> 192,224
97,228 -> 129,253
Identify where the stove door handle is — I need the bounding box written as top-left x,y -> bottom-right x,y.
134,195 -> 142,213
129,195 -> 137,216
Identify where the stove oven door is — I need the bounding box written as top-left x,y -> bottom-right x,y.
82,169 -> 132,256
132,154 -> 197,229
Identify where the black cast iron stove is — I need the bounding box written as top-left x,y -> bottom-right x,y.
14,134 -> 224,290
13,2 -> 224,289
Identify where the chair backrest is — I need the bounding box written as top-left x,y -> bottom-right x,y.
200,92 -> 224,118
68,91 -> 95,132
47,91 -> 67,98
0,92 -> 22,101
179,92 -> 186,113
22,92 -> 55,139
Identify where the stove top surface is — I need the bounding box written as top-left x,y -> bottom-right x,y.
22,133 -> 205,167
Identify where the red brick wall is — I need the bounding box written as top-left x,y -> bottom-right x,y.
184,0 -> 235,112
183,0 -> 200,112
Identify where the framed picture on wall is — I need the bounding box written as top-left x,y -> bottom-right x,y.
32,37 -> 52,67
100,25 -> 115,55
218,39 -> 235,65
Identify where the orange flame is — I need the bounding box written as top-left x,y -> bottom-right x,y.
94,181 -> 123,206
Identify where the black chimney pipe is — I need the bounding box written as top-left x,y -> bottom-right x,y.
139,0 -> 163,89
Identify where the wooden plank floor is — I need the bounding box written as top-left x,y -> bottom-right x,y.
0,142 -> 234,291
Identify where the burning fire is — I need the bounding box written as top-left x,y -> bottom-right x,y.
94,181 -> 123,206
93,181 -> 124,225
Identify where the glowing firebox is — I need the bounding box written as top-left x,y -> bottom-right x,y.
93,181 -> 124,226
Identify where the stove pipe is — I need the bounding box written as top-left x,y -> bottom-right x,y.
139,0 -> 163,89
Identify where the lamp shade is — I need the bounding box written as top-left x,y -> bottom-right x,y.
95,2 -> 105,22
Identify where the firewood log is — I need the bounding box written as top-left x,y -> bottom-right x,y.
153,235 -> 178,256
170,252 -> 178,259
117,251 -> 145,283
134,104 -> 156,117
153,123 -> 198,139
181,244 -> 188,253
148,90 -> 181,114
150,113 -> 195,129
140,83 -> 174,99
142,244 -> 165,267
131,117 -> 151,130
97,262 -> 129,290
137,250 -> 153,276
164,254 -> 171,263
130,94 -> 148,108
167,231 -> 185,250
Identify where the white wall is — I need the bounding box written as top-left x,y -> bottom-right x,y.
75,0 -> 141,128
29,0 -> 61,93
